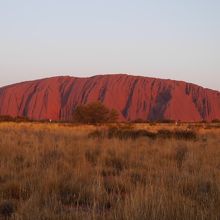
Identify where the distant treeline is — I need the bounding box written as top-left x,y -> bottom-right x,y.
1,102 -> 220,124
0,115 -> 58,123
0,115 -> 32,122
130,118 -> 220,124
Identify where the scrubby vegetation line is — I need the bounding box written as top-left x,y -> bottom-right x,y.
88,126 -> 197,140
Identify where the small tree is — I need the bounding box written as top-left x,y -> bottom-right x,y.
73,102 -> 118,124
107,109 -> 119,123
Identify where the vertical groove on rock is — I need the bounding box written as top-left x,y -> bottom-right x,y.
98,83 -> 108,102
148,88 -> 172,121
22,84 -> 39,117
122,79 -> 138,118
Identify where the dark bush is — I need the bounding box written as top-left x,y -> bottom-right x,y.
199,120 -> 207,123
130,171 -> 146,185
158,129 -> 197,140
59,183 -> 79,206
182,180 -> 219,207
0,200 -> 16,218
14,116 -> 31,122
40,149 -> 63,168
212,119 -> 220,123
59,182 -> 93,207
85,148 -> 101,166
0,115 -> 31,122
131,118 -> 147,123
105,157 -> 125,174
157,119 -> 175,123
73,102 -> 118,124
107,127 -> 156,140
175,145 -> 188,170
1,182 -> 20,200
101,168 -> 118,177
174,130 -> 197,140
0,115 -> 14,122
103,178 -> 127,195
88,130 -> 105,139
157,129 -> 173,138
89,127 -> 197,141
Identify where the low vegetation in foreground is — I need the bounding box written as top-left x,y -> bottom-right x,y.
0,122 -> 220,219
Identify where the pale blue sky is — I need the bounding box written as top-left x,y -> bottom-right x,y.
0,0 -> 219,90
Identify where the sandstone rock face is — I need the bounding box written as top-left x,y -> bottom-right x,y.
0,74 -> 220,121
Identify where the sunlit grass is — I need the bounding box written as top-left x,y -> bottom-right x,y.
0,122 -> 219,219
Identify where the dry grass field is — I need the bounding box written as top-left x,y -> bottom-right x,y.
0,122 -> 220,219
